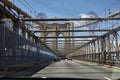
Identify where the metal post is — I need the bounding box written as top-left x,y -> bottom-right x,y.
89,44 -> 91,61
101,37 -> 106,64
97,40 -> 100,64
87,45 -> 88,60
88,45 -> 90,60
107,35 -> 111,66
2,22 -> 8,77
93,41 -> 96,62
115,32 -> 119,66
91,42 -> 93,61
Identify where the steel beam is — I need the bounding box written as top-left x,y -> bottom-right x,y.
101,37 -> 106,63
45,40 -> 90,42
39,36 -> 100,38
46,43 -> 86,44
20,17 -> 120,21
0,4 -> 16,21
0,0 -> 31,18
34,29 -> 110,33
107,36 -> 111,62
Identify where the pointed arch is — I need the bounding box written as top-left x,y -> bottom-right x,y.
57,33 -> 65,51
46,33 -> 54,48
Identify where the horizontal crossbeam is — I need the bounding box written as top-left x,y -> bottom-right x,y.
46,43 -> 86,44
20,17 -> 120,21
45,40 -> 90,42
34,29 -> 110,33
39,36 -> 100,38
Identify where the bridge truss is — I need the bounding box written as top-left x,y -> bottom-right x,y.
1,0 -> 120,66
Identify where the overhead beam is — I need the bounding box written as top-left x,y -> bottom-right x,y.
34,29 -> 110,33
39,36 -> 100,38
107,10 -> 120,17
46,43 -> 87,44
46,42 -> 85,44
20,17 -> 120,21
45,40 -> 90,42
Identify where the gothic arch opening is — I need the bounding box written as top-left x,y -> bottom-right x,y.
46,33 -> 54,49
57,33 -> 65,51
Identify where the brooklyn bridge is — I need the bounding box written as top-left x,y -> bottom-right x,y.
0,0 -> 120,79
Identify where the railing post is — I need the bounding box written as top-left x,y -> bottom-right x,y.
114,32 -> 119,66
101,37 -> 106,64
107,35 -> 111,66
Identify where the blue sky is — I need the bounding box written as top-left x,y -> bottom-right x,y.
13,0 -> 120,18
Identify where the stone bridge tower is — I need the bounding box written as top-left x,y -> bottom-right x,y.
40,23 -> 73,56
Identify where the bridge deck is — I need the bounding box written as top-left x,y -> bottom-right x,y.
31,60 -> 120,80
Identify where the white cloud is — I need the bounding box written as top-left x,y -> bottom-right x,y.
69,13 -> 97,28
80,13 -> 89,18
